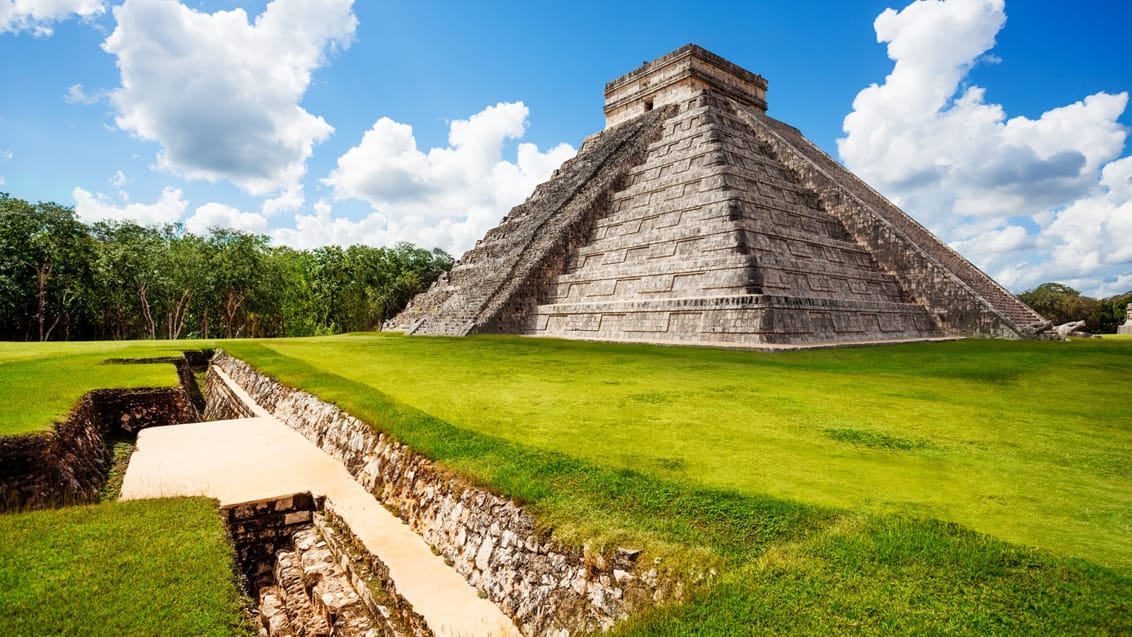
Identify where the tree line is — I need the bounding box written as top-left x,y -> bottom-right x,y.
0,194 -> 453,341
1018,282 -> 1130,334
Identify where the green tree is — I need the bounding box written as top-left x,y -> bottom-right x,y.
1097,292 -> 1132,333
1018,282 -> 1103,330
204,229 -> 275,338
0,194 -> 95,341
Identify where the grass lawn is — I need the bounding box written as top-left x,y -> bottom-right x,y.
3,334 -> 1129,633
0,341 -> 207,436
222,333 -> 1132,634
0,497 -> 251,636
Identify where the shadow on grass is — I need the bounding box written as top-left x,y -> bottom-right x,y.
224,340 -> 1132,634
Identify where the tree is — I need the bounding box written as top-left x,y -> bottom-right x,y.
0,194 -> 95,341
205,229 -> 274,338
1017,282 -> 1132,333
1,192 -> 453,340
1098,292 -> 1132,333
1018,283 -> 1102,329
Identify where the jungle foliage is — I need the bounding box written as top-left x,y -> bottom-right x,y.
0,194 -> 452,341
1019,281 -> 1131,333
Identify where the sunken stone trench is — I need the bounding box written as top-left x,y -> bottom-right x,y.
0,353 -> 206,512
206,352 -> 683,636
223,493 -> 418,636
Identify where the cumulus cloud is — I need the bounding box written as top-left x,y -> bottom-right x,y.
0,0 -> 105,36
72,185 -> 187,225
261,184 -> 304,217
184,202 -> 267,235
101,0 -> 356,195
321,101 -> 576,253
838,0 -> 1130,296
272,200 -> 388,250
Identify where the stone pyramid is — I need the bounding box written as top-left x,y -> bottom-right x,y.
389,45 -> 1047,346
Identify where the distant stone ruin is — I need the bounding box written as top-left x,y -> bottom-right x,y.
389,45 -> 1046,346
1119,304 -> 1132,335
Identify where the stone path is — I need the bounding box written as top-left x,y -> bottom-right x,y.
121,412 -> 520,636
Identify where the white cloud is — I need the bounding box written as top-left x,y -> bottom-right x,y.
0,0 -> 105,36
184,202 -> 267,235
101,0 -> 356,195
261,184 -> 304,217
322,101 -> 575,253
272,200 -> 389,250
72,185 -> 187,225
108,170 -> 128,188
1040,157 -> 1132,280
838,0 -> 1130,296
64,83 -> 101,105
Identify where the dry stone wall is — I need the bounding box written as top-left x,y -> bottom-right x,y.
0,386 -> 199,511
224,492 -> 417,636
208,353 -> 681,636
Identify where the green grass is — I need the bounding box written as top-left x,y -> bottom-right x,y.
0,341 -> 209,436
225,334 -> 1132,573
219,333 -> 1132,633
4,334 -> 1130,633
615,515 -> 1131,635
0,497 -> 252,636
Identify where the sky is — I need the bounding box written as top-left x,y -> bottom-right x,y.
1,0 -> 1130,297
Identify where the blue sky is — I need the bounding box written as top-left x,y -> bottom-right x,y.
1,0 -> 1130,295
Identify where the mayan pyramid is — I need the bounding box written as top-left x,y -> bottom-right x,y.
389,45 -> 1046,346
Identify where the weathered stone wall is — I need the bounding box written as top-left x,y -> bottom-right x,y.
224,491 -> 322,593
0,386 -> 199,511
88,387 -> 200,433
208,353 -> 680,636
319,503 -> 431,636
204,366 -> 261,420
0,396 -> 108,511
603,44 -> 767,128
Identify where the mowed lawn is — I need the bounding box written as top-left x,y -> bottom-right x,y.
0,341 -> 200,436
0,497 -> 251,636
227,334 -> 1132,574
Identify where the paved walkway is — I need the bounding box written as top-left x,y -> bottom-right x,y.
121,412 -> 520,636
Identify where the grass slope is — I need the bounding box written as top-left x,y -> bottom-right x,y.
0,497 -> 251,636
0,341 -> 203,436
226,334 -> 1132,572
222,334 -> 1132,634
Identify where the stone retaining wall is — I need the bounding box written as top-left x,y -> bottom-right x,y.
208,352 -> 680,636
0,386 -> 199,511
223,491 -> 323,592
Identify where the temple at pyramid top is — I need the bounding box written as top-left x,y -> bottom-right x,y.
604,44 -> 768,128
388,45 -> 1049,347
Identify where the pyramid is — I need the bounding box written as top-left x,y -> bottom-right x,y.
389,45 -> 1047,346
